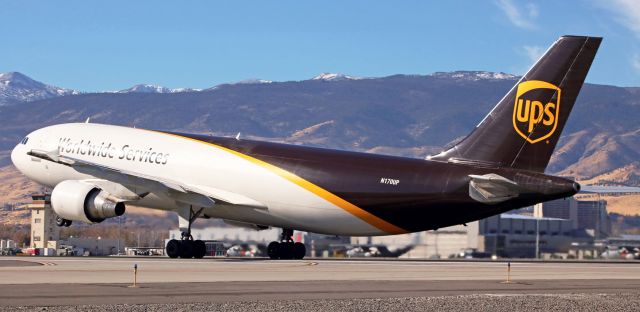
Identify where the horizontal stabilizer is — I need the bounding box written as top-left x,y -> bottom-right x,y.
579,185 -> 640,194
468,173 -> 521,204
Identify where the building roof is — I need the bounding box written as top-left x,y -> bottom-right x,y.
500,213 -> 567,221
580,185 -> 640,194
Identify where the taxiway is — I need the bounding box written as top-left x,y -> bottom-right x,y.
0,257 -> 639,310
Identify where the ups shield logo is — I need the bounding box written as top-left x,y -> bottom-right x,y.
512,80 -> 561,144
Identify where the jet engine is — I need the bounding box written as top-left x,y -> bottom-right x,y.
51,180 -> 126,223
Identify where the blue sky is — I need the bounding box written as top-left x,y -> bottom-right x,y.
1,0 -> 640,91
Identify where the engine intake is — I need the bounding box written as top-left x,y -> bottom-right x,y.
51,180 -> 126,223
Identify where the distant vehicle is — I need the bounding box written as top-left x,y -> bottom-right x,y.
57,245 -> 85,256
601,247 -> 640,260
345,244 -> 413,258
11,35 -> 600,261
226,245 -> 259,257
451,248 -> 493,259
23,248 -> 39,256
346,246 -> 380,258
0,248 -> 20,256
130,248 -> 162,256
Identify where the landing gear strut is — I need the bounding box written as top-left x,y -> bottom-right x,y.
166,206 -> 207,259
55,216 -> 72,227
267,229 -> 306,260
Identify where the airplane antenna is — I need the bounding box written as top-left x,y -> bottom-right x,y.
235,132 -> 241,141
85,117 -> 91,123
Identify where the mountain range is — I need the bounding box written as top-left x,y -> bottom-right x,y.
0,71 -> 369,106
0,72 -> 78,106
0,70 -> 638,198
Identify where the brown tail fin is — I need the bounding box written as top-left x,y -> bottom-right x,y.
431,35 -> 602,172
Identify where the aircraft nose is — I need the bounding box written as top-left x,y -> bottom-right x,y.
11,143 -> 23,170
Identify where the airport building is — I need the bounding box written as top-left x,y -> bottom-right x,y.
24,194 -> 122,256
64,237 -> 121,256
351,214 -> 585,259
478,214 -> 590,258
534,198 -> 610,238
28,194 -> 60,252
352,197 -> 611,259
353,223 -> 477,259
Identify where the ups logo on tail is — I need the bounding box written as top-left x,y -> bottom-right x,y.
512,80 -> 561,144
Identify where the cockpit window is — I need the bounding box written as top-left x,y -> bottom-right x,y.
21,137 -> 29,145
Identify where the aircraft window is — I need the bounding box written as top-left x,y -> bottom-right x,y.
21,137 -> 29,144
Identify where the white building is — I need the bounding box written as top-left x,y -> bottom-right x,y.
169,227 -> 280,244
28,194 -> 60,250
352,222 -> 478,259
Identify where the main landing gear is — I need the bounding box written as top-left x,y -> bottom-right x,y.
166,233 -> 206,259
55,216 -> 72,227
267,229 -> 306,260
166,206 -> 206,259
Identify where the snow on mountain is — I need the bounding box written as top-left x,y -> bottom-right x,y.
205,79 -> 273,91
0,72 -> 78,106
429,71 -> 518,81
117,84 -> 200,94
311,73 -> 363,81
231,79 -> 273,85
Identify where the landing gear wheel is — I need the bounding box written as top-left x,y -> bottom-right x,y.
165,206 -> 205,259
55,216 -> 72,227
280,242 -> 294,259
193,240 -> 206,259
179,240 -> 194,259
166,239 -> 181,258
267,241 -> 280,259
293,242 -> 306,259
267,229 -> 307,260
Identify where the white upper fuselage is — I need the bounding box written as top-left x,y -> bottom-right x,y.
11,123 -> 385,236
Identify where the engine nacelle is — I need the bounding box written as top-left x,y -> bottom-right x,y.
51,180 -> 126,223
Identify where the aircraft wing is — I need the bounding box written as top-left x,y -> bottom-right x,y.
27,149 -> 267,209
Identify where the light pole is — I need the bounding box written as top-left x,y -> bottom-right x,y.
117,216 -> 121,255
535,217 -> 540,259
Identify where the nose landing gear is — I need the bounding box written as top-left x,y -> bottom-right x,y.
267,229 -> 306,260
55,216 -> 72,227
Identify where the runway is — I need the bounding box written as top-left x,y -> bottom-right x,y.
1,257 -> 639,310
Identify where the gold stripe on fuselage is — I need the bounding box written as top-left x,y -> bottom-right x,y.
155,131 -> 407,235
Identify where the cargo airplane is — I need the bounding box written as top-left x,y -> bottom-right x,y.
11,35 -> 601,259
